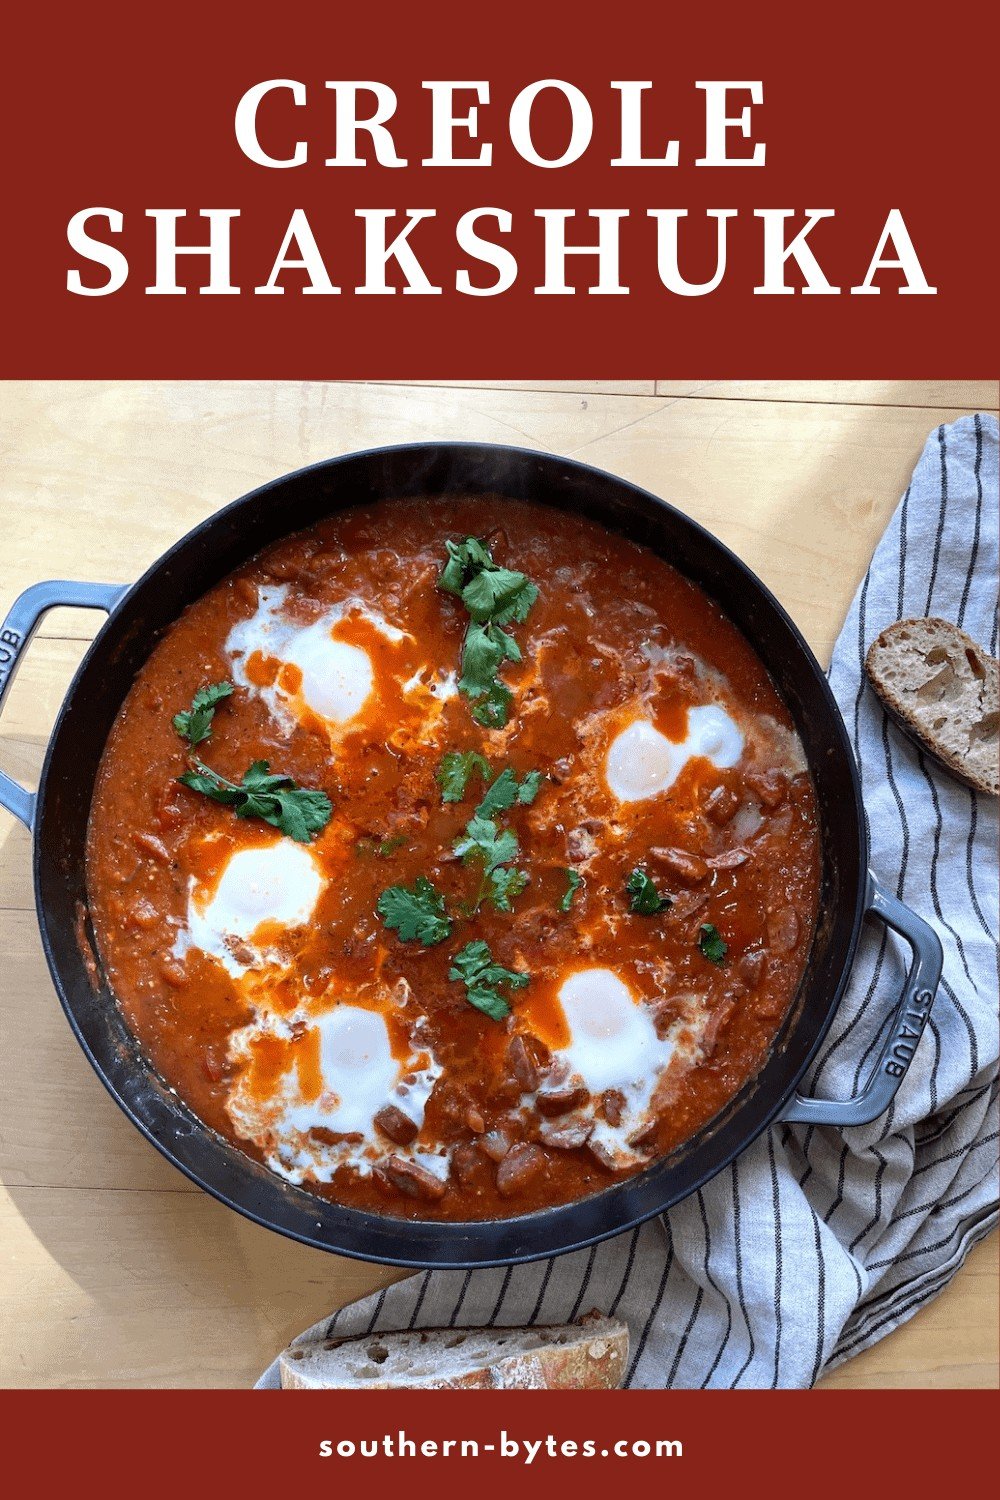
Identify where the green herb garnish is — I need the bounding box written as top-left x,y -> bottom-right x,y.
626,868 -> 673,915
450,766 -> 542,914
376,877 -> 452,946
178,759 -> 331,844
356,834 -> 407,859
489,866 -> 530,911
448,939 -> 529,1022
437,750 -> 492,804
453,814 -> 520,876
475,766 -> 543,819
698,923 -> 728,965
173,681 -> 234,748
560,869 -> 583,912
438,537 -> 538,728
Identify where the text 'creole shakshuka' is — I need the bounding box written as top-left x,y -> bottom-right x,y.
86,498 -> 820,1220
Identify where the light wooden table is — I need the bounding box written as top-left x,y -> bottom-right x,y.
0,379 -> 996,1390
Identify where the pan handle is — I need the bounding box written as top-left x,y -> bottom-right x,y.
0,579 -> 129,831
780,873 -> 943,1127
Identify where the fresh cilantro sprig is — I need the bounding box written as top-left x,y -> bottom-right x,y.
377,877 -> 452,946
698,923 -> 728,965
560,869 -> 583,912
626,868 -> 673,915
448,939 -> 529,1022
438,537 -> 539,728
452,767 -> 543,914
173,681 -> 234,747
178,759 -> 332,844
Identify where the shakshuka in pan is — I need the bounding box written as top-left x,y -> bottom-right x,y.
85,498 -> 820,1220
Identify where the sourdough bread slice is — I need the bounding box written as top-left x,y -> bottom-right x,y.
278,1312 -> 629,1390
865,617 -> 999,795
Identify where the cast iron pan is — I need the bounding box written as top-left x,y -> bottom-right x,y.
0,445 -> 942,1266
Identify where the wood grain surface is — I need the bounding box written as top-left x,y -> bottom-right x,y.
0,378 -> 996,1390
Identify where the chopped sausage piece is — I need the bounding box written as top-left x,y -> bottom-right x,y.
381,1155 -> 448,1202
464,1105 -> 486,1134
536,1084 -> 589,1118
507,1034 -> 541,1092
747,769 -> 788,809
706,847 -> 749,870
650,996 -> 684,1038
480,1129 -> 512,1162
600,1089 -> 626,1127
374,1105 -> 420,1146
539,1119 -> 593,1150
132,831 -> 171,865
453,1143 -> 487,1189
588,1138 -> 622,1173
496,1143 -> 547,1197
704,784 -> 739,825
700,995 -> 738,1058
650,847 -> 708,884
738,948 -> 767,988
626,1118 -> 659,1151
768,907 -> 801,953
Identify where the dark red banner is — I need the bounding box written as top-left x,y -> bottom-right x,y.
2,0 -> 996,377
4,1387 -> 994,1491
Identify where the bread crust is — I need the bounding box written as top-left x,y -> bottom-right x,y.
278,1315 -> 629,1390
865,617 -> 999,796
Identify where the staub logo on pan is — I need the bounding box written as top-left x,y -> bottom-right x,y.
0,628 -> 23,691
884,988 -> 934,1078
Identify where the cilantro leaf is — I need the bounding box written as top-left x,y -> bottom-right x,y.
461,566 -> 534,625
453,814 -> 519,874
459,623 -> 505,698
172,681 -> 233,748
516,769 -> 544,805
491,577 -> 539,627
474,766 -> 544,819
449,939 -> 529,1022
437,751 -> 492,804
475,767 -> 520,818
471,679 -> 513,728
560,869 -> 583,912
178,757 -> 332,843
698,923 -> 729,965
626,868 -> 673,915
439,537 -> 494,597
377,877 -> 452,946
489,866 -> 529,911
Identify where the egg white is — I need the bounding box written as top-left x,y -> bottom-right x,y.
174,838 -> 324,979
605,704 -> 744,803
226,583 -> 404,733
535,967 -> 705,1168
226,1003 -> 443,1185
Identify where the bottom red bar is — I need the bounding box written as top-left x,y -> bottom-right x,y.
3,1388 -> 993,1493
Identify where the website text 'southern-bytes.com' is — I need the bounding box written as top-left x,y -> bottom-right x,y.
318,1431 -> 683,1463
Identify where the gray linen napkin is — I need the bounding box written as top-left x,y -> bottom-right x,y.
258,414 -> 999,1389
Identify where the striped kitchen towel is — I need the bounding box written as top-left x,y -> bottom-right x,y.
258,413 -> 999,1390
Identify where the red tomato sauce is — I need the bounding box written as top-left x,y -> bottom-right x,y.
85,497 -> 820,1220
